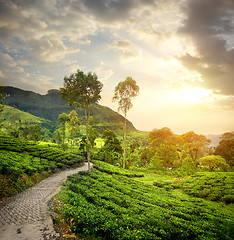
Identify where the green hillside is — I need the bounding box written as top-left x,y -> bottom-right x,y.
0,105 -> 46,124
2,86 -> 136,134
0,105 -> 54,137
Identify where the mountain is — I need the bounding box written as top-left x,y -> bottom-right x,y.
2,86 -> 137,134
206,134 -> 222,147
0,105 -> 53,138
0,105 -> 46,124
206,131 -> 234,147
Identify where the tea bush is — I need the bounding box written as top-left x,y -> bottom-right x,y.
92,160 -> 144,177
0,134 -> 84,198
55,162 -> 234,239
175,172 -> 234,204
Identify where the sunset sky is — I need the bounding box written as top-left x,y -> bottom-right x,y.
0,0 -> 233,134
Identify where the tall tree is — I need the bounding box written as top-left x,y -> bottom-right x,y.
58,112 -> 70,150
0,86 -> 5,113
113,77 -> 139,168
215,133 -> 234,167
68,110 -> 80,153
60,69 -> 103,171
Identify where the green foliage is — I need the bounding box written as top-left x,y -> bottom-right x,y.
199,155 -> 230,171
0,134 -> 84,198
0,86 -> 4,113
92,160 -> 144,177
55,164 -> 234,240
215,139 -> 234,167
112,77 -> 139,114
113,77 -> 139,169
95,129 -> 123,164
0,134 -> 83,165
60,69 -> 103,170
58,112 -> 70,150
175,172 -> 234,204
0,105 -> 53,140
60,70 -> 103,110
3,86 -> 137,136
181,131 -> 210,161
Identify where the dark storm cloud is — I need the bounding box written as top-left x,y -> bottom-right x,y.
76,0 -> 157,24
178,0 -> 234,95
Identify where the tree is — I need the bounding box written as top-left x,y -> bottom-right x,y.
60,69 -> 103,171
182,131 -> 210,161
149,127 -> 174,148
220,132 -> 234,141
20,124 -> 41,142
68,110 -> 80,153
97,129 -> 123,164
58,112 -> 70,150
215,137 -> 234,167
0,86 -> 5,114
199,155 -> 230,171
113,77 -> 139,168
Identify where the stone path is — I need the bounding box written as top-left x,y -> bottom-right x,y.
0,163 -> 88,240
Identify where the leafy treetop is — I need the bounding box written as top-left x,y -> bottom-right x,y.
60,69 -> 103,110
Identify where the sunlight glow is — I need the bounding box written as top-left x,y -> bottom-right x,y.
176,87 -> 212,104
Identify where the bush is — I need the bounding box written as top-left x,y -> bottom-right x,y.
0,134 -> 85,198
199,155 -> 230,171
92,160 -> 144,177
176,172 -> 234,204
54,168 -> 234,239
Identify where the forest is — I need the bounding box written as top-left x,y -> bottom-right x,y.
0,71 -> 233,240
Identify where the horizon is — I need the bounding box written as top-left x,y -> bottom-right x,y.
0,0 -> 233,135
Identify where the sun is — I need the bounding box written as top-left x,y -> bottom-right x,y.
182,88 -> 212,103
179,87 -> 212,103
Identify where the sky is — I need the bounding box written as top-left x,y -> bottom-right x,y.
0,0 -> 233,135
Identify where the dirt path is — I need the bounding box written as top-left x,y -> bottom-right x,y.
0,163 -> 89,240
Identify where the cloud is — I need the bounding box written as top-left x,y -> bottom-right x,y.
75,0 -> 157,25
0,52 -> 55,93
0,0 -> 96,64
110,40 -> 140,62
178,0 -> 234,96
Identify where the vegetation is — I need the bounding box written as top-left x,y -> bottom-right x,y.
0,134 -> 84,198
95,129 -> 123,164
0,105 -> 53,140
215,136 -> 234,167
174,172 -> 234,204
0,86 -> 4,114
199,155 -> 229,171
1,84 -> 233,239
92,160 -> 144,177
52,161 -> 234,240
113,77 -> 139,168
2,86 -> 136,136
60,69 -> 103,171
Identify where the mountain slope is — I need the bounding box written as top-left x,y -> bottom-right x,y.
0,105 -> 54,137
2,86 -> 137,133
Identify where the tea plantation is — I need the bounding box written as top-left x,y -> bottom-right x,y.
174,172 -> 234,204
0,134 -> 84,198
53,161 -> 234,240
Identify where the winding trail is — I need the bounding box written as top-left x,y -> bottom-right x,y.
0,163 -> 88,240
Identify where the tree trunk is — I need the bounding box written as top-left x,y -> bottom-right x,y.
84,108 -> 91,171
123,111 -> 127,169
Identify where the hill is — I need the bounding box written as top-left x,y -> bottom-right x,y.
0,105 -> 54,138
2,86 -> 137,134
206,131 -> 234,147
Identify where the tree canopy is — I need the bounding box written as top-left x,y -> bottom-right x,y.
113,77 -> 139,168
60,69 -> 103,171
